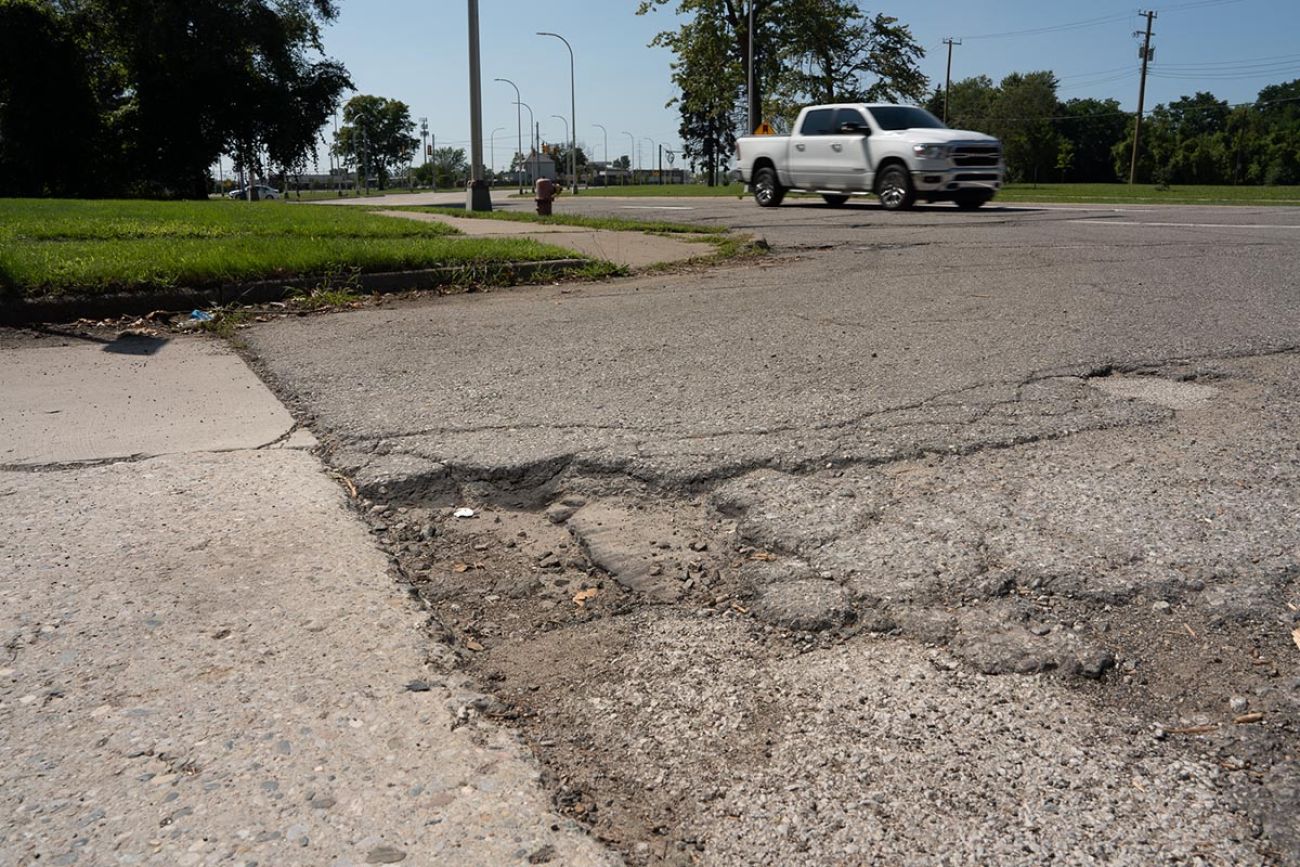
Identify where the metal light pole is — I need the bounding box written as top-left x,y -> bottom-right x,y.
419,117 -> 429,188
550,114 -> 569,186
538,31 -> 577,194
642,137 -> 657,184
515,101 -> 535,184
494,77 -> 524,194
490,127 -> 505,180
466,0 -> 491,210
622,130 -> 635,185
593,124 -> 608,186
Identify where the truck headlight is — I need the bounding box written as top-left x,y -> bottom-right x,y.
912,144 -> 947,159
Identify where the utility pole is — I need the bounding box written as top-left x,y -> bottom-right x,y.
942,38 -> 961,124
1129,9 -> 1157,185
747,0 -> 756,133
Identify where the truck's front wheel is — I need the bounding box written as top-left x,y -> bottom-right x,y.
876,166 -> 915,211
753,167 -> 785,207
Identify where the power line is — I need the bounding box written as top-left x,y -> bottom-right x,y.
958,12 -> 1132,41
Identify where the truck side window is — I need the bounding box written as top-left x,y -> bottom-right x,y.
799,109 -> 835,136
832,108 -> 869,133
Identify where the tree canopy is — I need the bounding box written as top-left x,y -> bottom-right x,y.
0,0 -> 350,198
333,95 -> 418,190
638,0 -> 926,184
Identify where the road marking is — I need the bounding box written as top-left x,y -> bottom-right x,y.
618,206 -> 696,211
1070,219 -> 1300,230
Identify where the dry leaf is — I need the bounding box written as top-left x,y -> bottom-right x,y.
573,588 -> 599,607
465,638 -> 485,652
1292,626 -> 1300,652
1234,713 -> 1265,725
750,551 -> 777,562
452,563 -> 471,573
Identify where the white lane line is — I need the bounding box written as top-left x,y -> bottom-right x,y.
618,205 -> 696,211
1069,219 -> 1300,230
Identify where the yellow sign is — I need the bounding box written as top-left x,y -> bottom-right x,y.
753,122 -> 776,136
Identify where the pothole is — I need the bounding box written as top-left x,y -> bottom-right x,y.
325,354 -> 1300,864
1090,373 -> 1219,410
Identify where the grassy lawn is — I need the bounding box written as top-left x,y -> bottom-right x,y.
0,199 -> 586,299
398,206 -> 728,235
999,183 -> 1300,207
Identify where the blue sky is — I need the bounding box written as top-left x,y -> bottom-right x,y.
315,0 -> 1300,171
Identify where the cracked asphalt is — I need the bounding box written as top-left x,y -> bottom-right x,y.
243,197 -> 1300,864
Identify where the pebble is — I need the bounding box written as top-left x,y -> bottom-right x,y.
1152,601 -> 1171,613
366,845 -> 407,863
1229,696 -> 1249,713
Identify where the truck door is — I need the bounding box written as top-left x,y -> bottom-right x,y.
789,108 -> 836,189
823,108 -> 873,191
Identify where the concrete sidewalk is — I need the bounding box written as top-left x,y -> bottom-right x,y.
0,332 -> 615,866
373,209 -> 710,270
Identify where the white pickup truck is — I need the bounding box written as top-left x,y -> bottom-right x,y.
734,103 -> 1003,210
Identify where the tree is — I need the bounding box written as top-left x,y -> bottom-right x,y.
334,95 -> 418,189
770,2 -> 926,120
925,75 -> 997,131
1054,98 -> 1127,183
0,1 -> 105,196
640,1 -> 927,182
430,146 -> 468,188
989,72 -> 1060,184
0,0 -> 350,198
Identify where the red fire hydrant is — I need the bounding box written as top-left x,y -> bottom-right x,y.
535,177 -> 556,216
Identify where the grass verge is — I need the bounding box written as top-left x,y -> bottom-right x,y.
999,183 -> 1300,207
395,206 -> 728,235
0,199 -> 587,299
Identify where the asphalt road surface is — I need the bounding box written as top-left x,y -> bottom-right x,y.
245,197 -> 1300,865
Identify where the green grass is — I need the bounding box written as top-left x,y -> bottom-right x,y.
998,183 -> 1300,207
0,199 -> 587,298
397,206 -> 728,235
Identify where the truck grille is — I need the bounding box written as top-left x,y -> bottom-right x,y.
952,145 -> 1000,167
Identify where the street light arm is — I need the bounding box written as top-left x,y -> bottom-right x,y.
537,31 -> 577,193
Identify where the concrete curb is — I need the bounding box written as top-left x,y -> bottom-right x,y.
0,258 -> 592,325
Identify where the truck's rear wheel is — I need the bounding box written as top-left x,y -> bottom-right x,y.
876,166 -> 915,211
753,167 -> 785,207
822,194 -> 849,207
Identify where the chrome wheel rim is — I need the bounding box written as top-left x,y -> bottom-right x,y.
756,180 -> 773,204
880,176 -> 905,208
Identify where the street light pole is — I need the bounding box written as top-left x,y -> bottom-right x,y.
490,127 -> 504,179
515,101 -> 535,184
550,114 -> 569,186
538,31 -> 577,194
622,130 -> 634,185
494,77 -> 524,194
466,0 -> 491,210
642,137 -> 657,184
419,117 -> 429,188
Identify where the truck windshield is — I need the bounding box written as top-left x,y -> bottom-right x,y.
868,106 -> 947,131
